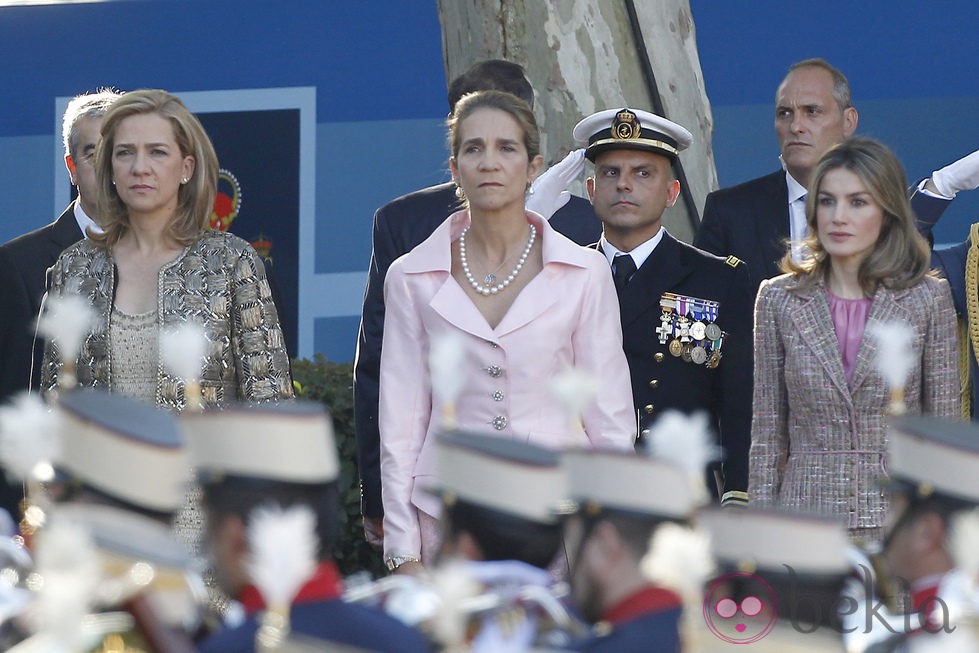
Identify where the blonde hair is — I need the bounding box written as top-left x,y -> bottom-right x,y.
783,136 -> 931,295
92,89 -> 218,247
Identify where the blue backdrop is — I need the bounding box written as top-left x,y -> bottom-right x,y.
1,0 -> 976,361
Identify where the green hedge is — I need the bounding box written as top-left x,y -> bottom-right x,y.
292,354 -> 386,579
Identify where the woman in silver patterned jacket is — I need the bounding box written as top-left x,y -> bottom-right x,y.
40,89 -> 293,409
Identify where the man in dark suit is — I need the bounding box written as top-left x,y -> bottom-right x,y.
0,89 -> 121,521
0,89 -> 122,405
573,107 -> 754,507
353,60 -> 602,546
695,58 -> 955,292
694,58 -> 858,291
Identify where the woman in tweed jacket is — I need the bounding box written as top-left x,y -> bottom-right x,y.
749,137 -> 959,544
40,90 -> 292,408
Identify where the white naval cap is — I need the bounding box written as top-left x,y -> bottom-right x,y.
698,508 -> 850,576
56,389 -> 189,514
183,401 -> 339,485
561,448 -> 695,521
435,430 -> 567,524
572,107 -> 693,162
887,415 -> 979,505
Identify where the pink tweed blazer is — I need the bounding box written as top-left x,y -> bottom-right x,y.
749,273 -> 959,532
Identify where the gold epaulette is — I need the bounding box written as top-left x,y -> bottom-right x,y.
724,255 -> 743,268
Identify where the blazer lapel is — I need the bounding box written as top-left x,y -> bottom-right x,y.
789,286 -> 852,404
755,171 -> 790,278
849,285 -> 911,393
429,276 -> 496,341
494,271 -> 559,337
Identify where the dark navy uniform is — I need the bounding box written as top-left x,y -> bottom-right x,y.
608,232 -> 753,504
198,562 -> 429,653
568,587 -> 682,652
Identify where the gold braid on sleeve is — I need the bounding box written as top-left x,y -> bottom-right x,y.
964,223 -> 979,419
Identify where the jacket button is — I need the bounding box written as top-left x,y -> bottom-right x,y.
485,365 -> 504,378
491,390 -> 504,402
491,415 -> 508,430
644,404 -> 655,414
648,379 -> 659,389
653,353 -> 665,363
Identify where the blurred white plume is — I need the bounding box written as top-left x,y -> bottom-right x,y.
0,392 -> 59,483
30,515 -> 101,650
429,332 -> 466,429
160,320 -> 208,383
642,410 -> 719,505
36,292 -> 96,367
640,522 -> 714,607
550,367 -> 598,444
866,320 -> 915,391
949,507 -> 979,581
246,504 -> 318,610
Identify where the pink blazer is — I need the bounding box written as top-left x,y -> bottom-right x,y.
749,273 -> 960,533
379,210 -> 635,559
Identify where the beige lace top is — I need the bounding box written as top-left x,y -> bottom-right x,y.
109,306 -> 159,403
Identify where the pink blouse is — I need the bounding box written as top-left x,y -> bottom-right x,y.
826,288 -> 871,385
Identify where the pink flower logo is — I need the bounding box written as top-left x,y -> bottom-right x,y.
703,571 -> 778,643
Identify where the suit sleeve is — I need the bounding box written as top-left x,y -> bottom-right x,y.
932,240 -> 969,317
353,205 -> 398,518
229,246 -> 294,402
378,264 -> 432,560
748,280 -> 789,506
921,278 -> 961,418
716,261 -> 754,504
908,181 -> 953,246
0,249 -> 35,404
38,255 -> 67,398
574,259 -> 636,450
692,191 -> 728,257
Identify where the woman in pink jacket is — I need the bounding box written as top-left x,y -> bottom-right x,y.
378,91 -> 635,574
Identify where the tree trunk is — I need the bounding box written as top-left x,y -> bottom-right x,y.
437,0 -> 715,242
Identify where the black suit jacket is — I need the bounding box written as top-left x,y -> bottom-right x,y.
0,203 -> 84,401
695,170 -> 952,295
0,203 -> 84,519
694,170 -> 788,293
353,182 -> 602,517
613,232 -> 754,502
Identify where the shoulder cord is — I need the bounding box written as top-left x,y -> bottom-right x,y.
963,223 -> 979,418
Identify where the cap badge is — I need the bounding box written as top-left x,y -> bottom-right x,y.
612,110 -> 641,140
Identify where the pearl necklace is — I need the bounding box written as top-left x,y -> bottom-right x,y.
459,223 -> 537,296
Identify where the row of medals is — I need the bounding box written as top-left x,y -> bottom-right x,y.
660,312 -> 724,368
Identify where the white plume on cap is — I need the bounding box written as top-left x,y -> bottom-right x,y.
36,292 -> 97,365
160,320 -> 208,383
429,332 -> 466,428
427,560 -> 482,648
866,320 -> 915,390
0,392 -> 60,483
550,367 -> 598,444
949,507 -> 979,581
246,504 -> 318,610
30,515 -> 101,649
642,410 -> 719,504
640,522 -> 714,606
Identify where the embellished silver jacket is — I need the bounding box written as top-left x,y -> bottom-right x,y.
40,230 -> 294,409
